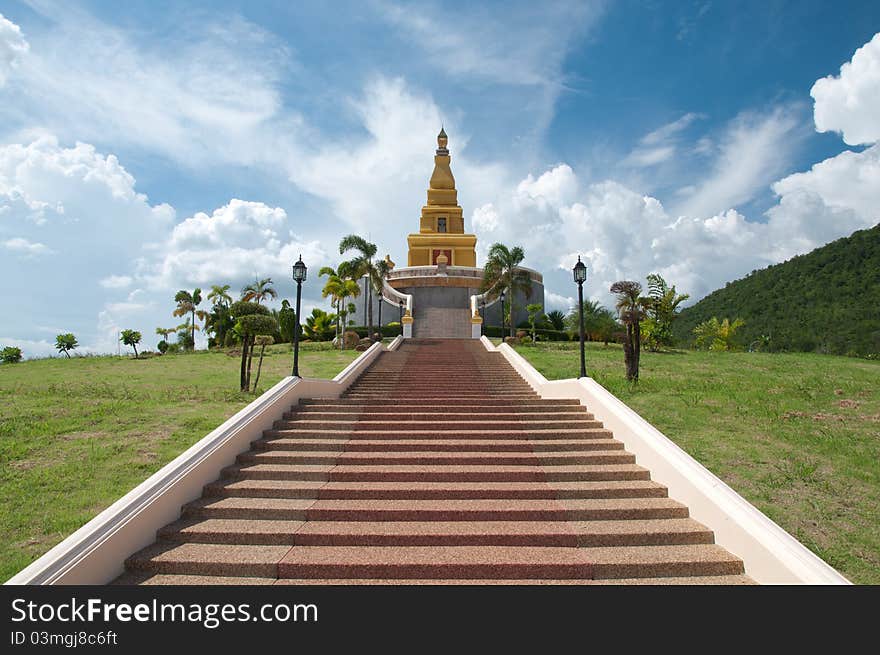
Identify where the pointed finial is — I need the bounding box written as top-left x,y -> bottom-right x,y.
437,126 -> 449,154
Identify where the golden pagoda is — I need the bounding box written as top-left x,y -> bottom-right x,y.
406,128 -> 478,267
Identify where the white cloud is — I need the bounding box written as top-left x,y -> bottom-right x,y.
0,13 -> 28,87
145,198 -> 327,292
2,7 -> 290,166
544,290 -> 575,312
624,113 -> 703,168
676,107 -> 802,218
1,236 -> 52,255
376,0 -> 601,87
472,203 -> 499,233
812,32 -> 880,146
99,275 -> 133,289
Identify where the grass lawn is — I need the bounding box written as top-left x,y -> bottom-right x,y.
511,341 -> 880,584
0,343 -> 357,582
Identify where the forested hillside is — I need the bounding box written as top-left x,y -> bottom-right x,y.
673,224 -> 880,355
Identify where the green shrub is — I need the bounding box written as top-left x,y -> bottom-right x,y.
1,346 -> 23,363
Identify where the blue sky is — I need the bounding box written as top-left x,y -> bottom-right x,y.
1,0 -> 879,356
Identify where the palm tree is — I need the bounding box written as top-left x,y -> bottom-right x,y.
320,267 -> 361,347
207,284 -> 233,308
644,273 -> 690,351
546,310 -> 566,331
480,243 -> 533,337
241,277 -> 277,304
339,235 -> 380,340
173,288 -> 205,349
610,281 -> 651,381
119,329 -> 142,359
155,326 -> 175,343
373,258 -> 393,337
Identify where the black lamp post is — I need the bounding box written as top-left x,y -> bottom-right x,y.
500,289 -> 506,343
291,254 -> 307,377
398,300 -> 404,336
480,299 -> 486,337
573,255 -> 587,378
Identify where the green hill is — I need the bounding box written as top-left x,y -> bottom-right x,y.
673,224 -> 880,355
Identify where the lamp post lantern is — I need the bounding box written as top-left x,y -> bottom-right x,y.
573,255 -> 587,378
500,289 -> 507,343
398,300 -> 404,337
291,254 -> 307,377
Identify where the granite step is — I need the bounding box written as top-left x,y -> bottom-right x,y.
204,479 -> 668,500
183,497 -> 687,522
277,545 -> 595,580
253,438 -> 624,453
270,419 -> 605,430
261,428 -> 615,440
273,575 -> 756,585
156,518 -> 713,548
125,542 -> 291,577
237,450 -> 635,467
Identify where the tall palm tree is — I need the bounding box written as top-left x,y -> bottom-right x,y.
173,288 -> 205,349
610,280 -> 651,380
480,243 -> 533,337
373,258 -> 392,336
241,277 -> 277,304
207,284 -> 233,308
320,266 -> 361,347
339,235 -> 380,340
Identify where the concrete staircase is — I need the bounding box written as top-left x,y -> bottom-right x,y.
117,339 -> 753,585
412,307 -> 471,338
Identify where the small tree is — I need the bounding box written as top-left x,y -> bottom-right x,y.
545,310 -> 566,331
1,346 -> 23,363
693,317 -> 746,351
278,299 -> 297,344
304,308 -> 338,341
610,281 -> 650,381
642,273 -> 690,351
251,335 -> 275,392
526,303 -> 544,341
55,333 -> 78,358
120,329 -> 142,358
230,301 -> 276,391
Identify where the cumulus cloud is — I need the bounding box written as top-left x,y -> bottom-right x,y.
812,32 -> 880,146
1,236 -> 52,256
144,199 -> 326,292
0,13 -> 28,86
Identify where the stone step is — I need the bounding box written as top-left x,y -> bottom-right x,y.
237,450 -> 636,466
273,575 -> 757,585
183,497 -> 687,522
113,572 -> 277,585
205,479 -> 668,500
156,518 -> 713,548
282,411 -> 594,420
279,545 -> 594,579
298,398 -> 582,407
253,438 -> 623,453
292,518 -> 712,547
223,463 -> 653,482
261,428 -> 614,440
125,542 -> 290,577
275,544 -> 741,580
583,544 -> 745,579
270,419 -> 606,431
182,497 -> 314,520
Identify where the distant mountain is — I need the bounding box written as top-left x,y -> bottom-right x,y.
673,224 -> 880,355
